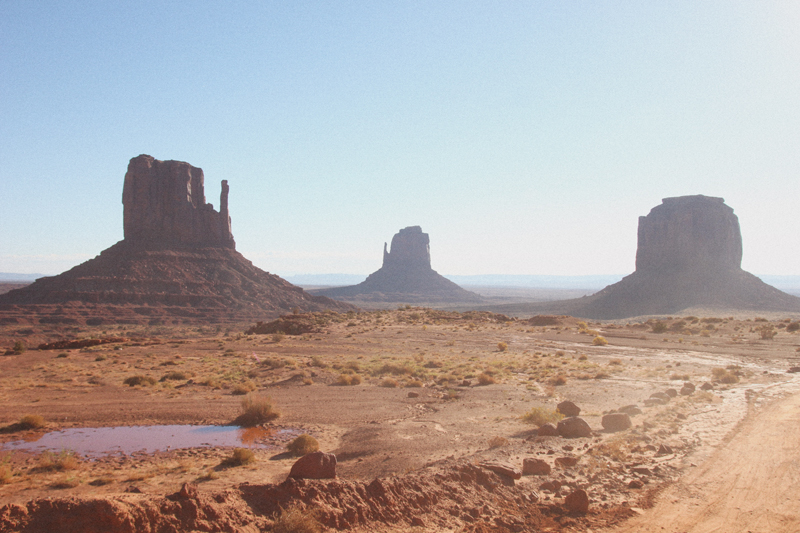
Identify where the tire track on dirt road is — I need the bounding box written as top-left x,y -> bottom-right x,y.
609,390 -> 800,533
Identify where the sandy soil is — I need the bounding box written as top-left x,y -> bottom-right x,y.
1,309 -> 799,531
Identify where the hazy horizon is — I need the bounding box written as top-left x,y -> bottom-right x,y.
2,2 -> 799,277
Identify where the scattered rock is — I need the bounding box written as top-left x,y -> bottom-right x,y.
288,451 -> 337,480
557,401 -> 581,417
539,480 -> 561,492
631,466 -> 652,476
656,444 -> 674,456
650,392 -> 671,402
664,388 -> 678,398
602,413 -> 632,432
618,405 -> 642,416
407,391 -> 420,398
564,489 -> 590,514
557,417 -> 591,438
479,461 -> 521,480
522,458 -> 551,476
537,423 -> 559,436
555,456 -> 579,468
628,479 -> 645,489
788,367 -> 800,373
700,382 -> 714,390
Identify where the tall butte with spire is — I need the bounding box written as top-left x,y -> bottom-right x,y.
313,226 -> 482,304
568,195 -> 800,318
0,155 -> 354,325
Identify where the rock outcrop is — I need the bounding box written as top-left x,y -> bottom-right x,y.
0,155 -> 354,324
490,195 -> 800,319
123,155 -> 234,249
313,226 -> 482,304
569,195 -> 800,318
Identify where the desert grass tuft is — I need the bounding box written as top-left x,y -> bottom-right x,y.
477,373 -> 496,386
272,505 -> 323,533
287,434 -> 319,456
123,375 -> 156,387
520,407 -> 563,426
235,393 -> 280,427
18,414 -> 45,430
222,447 -> 255,467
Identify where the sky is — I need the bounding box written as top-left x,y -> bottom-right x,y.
1,1 -> 799,278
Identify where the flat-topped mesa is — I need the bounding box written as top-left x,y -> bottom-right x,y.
382,226 -> 431,270
122,154 -> 235,249
635,195 -> 742,275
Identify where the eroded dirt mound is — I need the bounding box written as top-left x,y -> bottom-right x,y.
0,462 -> 635,532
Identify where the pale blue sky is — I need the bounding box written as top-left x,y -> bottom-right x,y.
1,1 -> 798,277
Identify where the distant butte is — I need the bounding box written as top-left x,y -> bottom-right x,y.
568,195 -> 800,318
313,226 -> 482,304
0,155 -> 354,325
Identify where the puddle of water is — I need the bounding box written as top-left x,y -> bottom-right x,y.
0,425 -> 293,458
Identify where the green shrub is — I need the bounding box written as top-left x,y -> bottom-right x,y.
651,321 -> 668,334
235,394 -> 280,427
520,407 -> 563,426
287,434 -> 319,456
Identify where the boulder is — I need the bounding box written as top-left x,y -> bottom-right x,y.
602,413 -> 632,432
555,456 -> 579,468
700,382 -> 714,391
522,458 -> 551,476
288,451 -> 337,480
557,417 -> 592,438
665,388 -> 678,398
537,423 -> 559,436
557,401 -> 581,417
479,461 -> 521,480
618,405 -> 642,416
564,489 -> 590,514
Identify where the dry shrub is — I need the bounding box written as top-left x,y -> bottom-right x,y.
488,436 -> 508,448
477,373 -> 496,386
200,377 -> 220,388
39,450 -> 79,471
374,362 -> 413,376
272,505 -> 323,533
160,371 -> 188,381
287,434 -> 319,456
232,381 -> 257,395
592,336 -> 608,346
380,378 -> 399,388
51,476 -> 81,489
758,325 -> 776,340
547,375 -> 567,386
497,342 -> 508,352
123,375 -> 156,387
520,407 -> 563,426
405,379 -> 423,388
670,373 -> 690,381
787,322 -> 800,332
609,359 -> 622,366
651,321 -> 668,333
337,373 -> 362,386
18,414 -> 45,430
712,367 -> 739,384
236,394 -> 280,427
302,377 -> 313,386
0,454 -> 11,485
578,354 -> 588,361
224,448 -> 255,466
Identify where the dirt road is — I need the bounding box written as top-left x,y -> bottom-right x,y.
610,390 -> 800,533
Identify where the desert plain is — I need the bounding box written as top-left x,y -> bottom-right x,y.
1,308 -> 800,532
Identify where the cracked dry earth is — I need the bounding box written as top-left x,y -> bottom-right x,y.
1,309 -> 799,532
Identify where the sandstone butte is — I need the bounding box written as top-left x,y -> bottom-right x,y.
0,155 -> 354,325
313,226 -> 483,304
481,195 -> 800,319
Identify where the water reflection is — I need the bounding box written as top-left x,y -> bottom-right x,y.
0,425 -> 280,457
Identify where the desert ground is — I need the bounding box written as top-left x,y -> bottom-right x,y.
1,308 -> 800,532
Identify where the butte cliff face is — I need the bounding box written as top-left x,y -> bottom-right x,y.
569,195 -> 800,319
0,155 -> 354,325
313,226 -> 482,304
122,155 -> 235,249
